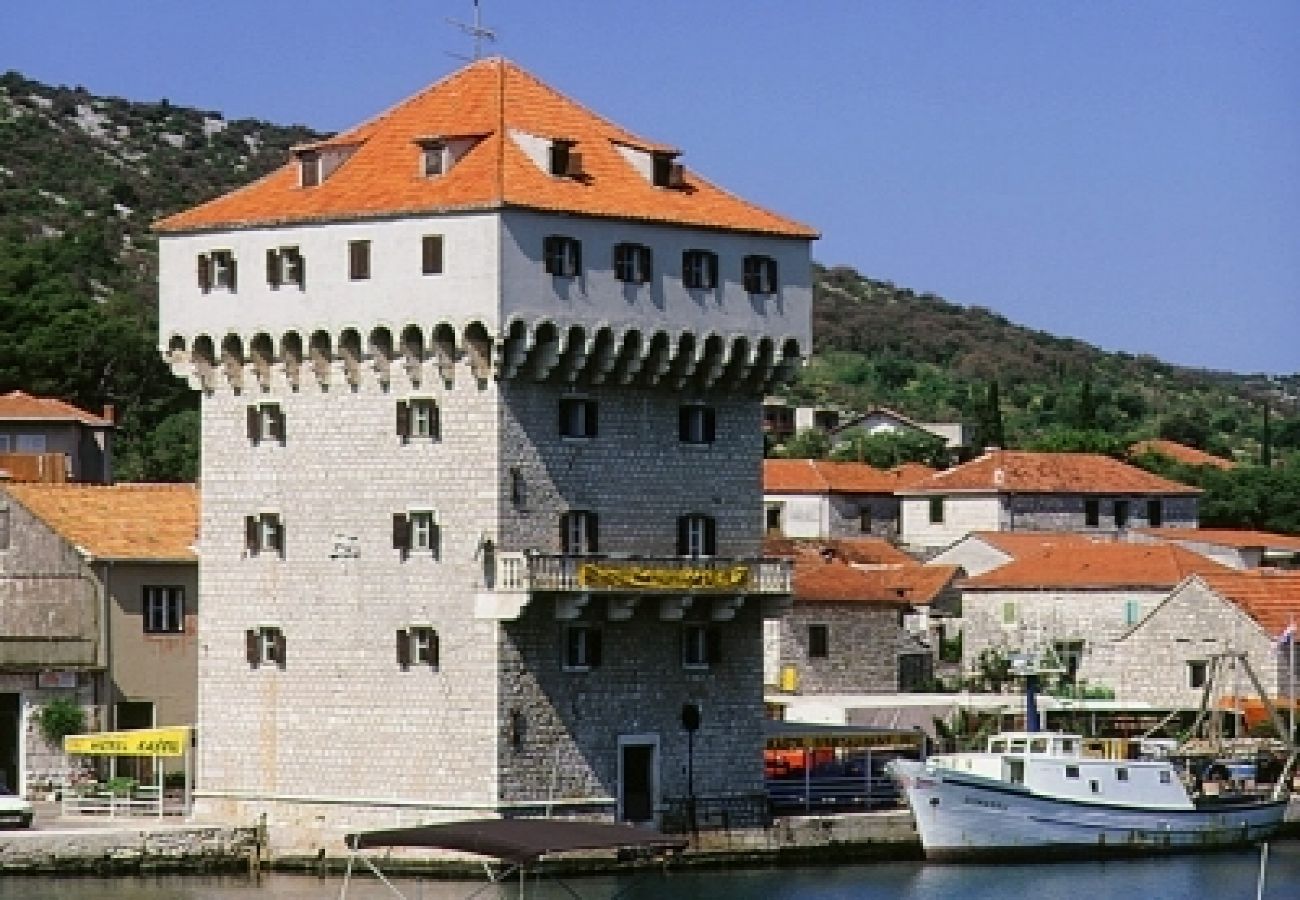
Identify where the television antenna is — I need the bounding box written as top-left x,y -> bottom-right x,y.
447,0 -> 498,61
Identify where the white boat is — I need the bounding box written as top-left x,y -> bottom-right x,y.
891,729 -> 1290,860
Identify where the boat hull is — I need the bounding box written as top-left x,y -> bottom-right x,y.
891,759 -> 1288,862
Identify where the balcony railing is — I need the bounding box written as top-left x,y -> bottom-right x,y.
494,552 -> 792,595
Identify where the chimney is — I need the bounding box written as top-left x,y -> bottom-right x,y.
102,404 -> 115,424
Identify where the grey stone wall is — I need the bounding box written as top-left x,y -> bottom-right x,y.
825,494 -> 900,540
1008,494 -> 1198,533
778,603 -> 907,694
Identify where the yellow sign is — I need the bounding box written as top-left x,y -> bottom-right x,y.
64,727 -> 190,757
578,563 -> 749,591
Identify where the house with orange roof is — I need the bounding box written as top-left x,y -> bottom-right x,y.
1081,571 -> 1300,717
0,483 -> 197,796
156,57 -> 812,840
959,543 -> 1234,691
897,450 -> 1201,551
763,458 -> 934,542
0,391 -> 115,484
926,530 -> 1109,578
1128,527 -> 1300,571
1129,438 -> 1236,471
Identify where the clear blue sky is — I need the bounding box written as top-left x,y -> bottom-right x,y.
5,2 -> 1297,375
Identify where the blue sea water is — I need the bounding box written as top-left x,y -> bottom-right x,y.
0,844 -> 1296,899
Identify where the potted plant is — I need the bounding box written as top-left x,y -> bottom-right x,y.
38,697 -> 86,748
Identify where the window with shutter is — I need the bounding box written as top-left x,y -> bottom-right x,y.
677,514 -> 716,557
742,255 -> 778,294
248,403 -> 284,445
559,398 -> 597,438
248,627 -> 284,668
560,510 -> 599,555
245,513 -> 284,557
682,250 -> 718,290
209,250 -> 236,291
614,243 -> 652,283
544,235 -> 581,277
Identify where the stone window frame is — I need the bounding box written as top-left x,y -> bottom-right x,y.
143,585 -> 185,635
682,623 -> 722,670
396,397 -> 440,442
393,508 -> 440,559
562,624 -> 603,672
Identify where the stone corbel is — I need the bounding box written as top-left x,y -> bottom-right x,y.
658,595 -> 695,621
606,595 -> 639,622
555,593 -> 591,621
710,596 -> 744,622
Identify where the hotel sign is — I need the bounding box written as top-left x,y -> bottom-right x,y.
578,562 -> 750,591
64,727 -> 190,757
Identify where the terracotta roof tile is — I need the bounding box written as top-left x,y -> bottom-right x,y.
0,391 -> 112,426
901,450 -> 1200,496
4,483 -> 198,561
763,459 -> 916,494
156,59 -> 816,239
1130,439 -> 1235,470
974,531 -> 1108,556
763,537 -> 918,567
1196,571 -> 1300,637
793,554 -> 957,605
1138,528 -> 1300,552
965,543 -> 1233,590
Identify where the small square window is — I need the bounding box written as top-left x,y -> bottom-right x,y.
245,626 -> 285,668
393,510 -> 439,557
544,235 -> 582,277
421,141 -> 447,177
397,399 -> 440,441
614,243 -> 652,283
246,402 -> 285,445
559,398 -> 597,438
1187,660 -> 1208,689
1065,765 -> 1080,779
808,624 -> 829,659
266,247 -> 305,288
349,240 -> 371,280
563,625 -> 602,671
422,235 -> 444,275
244,513 -> 284,557
1116,768 -> 1129,781
143,586 -> 185,634
742,255 -> 778,293
683,624 -> 722,669
678,405 -> 716,444
682,250 -> 718,290
198,250 -> 237,292
397,627 -> 440,669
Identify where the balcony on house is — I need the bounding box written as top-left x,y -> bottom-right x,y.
0,453 -> 70,484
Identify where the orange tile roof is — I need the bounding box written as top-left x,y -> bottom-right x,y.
4,483 -> 198,562
156,59 -> 816,239
1130,439 -> 1236,470
764,536 -> 918,567
965,543 -> 1234,590
763,458 -> 917,494
1138,528 -> 1300,552
901,450 -> 1200,496
974,531 -> 1108,556
0,391 -> 112,426
1196,571 -> 1300,637
888,463 -> 939,489
793,554 -> 958,606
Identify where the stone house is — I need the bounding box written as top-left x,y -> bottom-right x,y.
763,458 -> 935,541
960,542 -> 1233,693
831,406 -> 970,457
0,483 -> 197,794
926,531 -> 1108,578
1082,571 -> 1300,715
898,450 -> 1201,552
1127,528 -> 1300,570
155,58 -> 811,841
0,391 -> 115,484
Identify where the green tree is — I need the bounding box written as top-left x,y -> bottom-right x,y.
774,427 -> 831,460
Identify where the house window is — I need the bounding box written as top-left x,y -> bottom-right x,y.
1187,660 -> 1208,689
246,402 -> 285,445
808,624 -> 829,659
560,510 -> 599,555
1054,640 -> 1084,684
265,246 -> 305,288
298,151 -> 320,187
349,240 -> 371,280
0,508 -> 9,551
197,250 -> 237,292
563,624 -> 602,671
396,627 -> 440,669
143,586 -> 185,634
422,235 -> 444,275
1065,765 -> 1080,779
652,152 -> 682,188
1001,601 -> 1018,626
859,506 -> 872,533
742,255 -> 778,293
244,513 -> 284,557
509,468 -> 526,508
1113,499 -> 1130,530
1084,498 -> 1100,528
765,504 -> 783,536
16,434 -> 45,452
677,514 -> 717,557
393,510 -> 439,557
549,140 -> 581,177
558,397 -> 598,438
1124,598 -> 1141,626
0,436 -> 9,452
928,496 -> 945,524
1147,499 -> 1164,528
1116,767 -> 1129,782
678,405 -> 716,445
544,235 -> 582,277
245,626 -> 285,668
682,250 -> 718,290
420,141 -> 447,177
683,624 -> 722,669
396,399 -> 440,441
614,243 -> 652,283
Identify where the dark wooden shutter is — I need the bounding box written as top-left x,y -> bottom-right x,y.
245,629 -> 260,667
430,402 -> 441,440
228,256 -> 238,291
266,249 -> 281,287
271,407 -> 287,444
639,246 -> 652,282
743,256 -> 758,293
544,236 -> 559,275
707,253 -> 718,289
583,400 -> 598,437
430,519 -> 441,559
703,516 -> 717,556
273,630 -> 287,667
247,405 -> 261,443
393,513 -> 410,551
429,631 -> 440,668
396,401 -> 410,439
295,252 -> 306,288
269,517 -> 284,555
677,516 -> 689,556
244,516 -> 259,554
396,629 -> 411,667
679,406 -> 691,442
706,626 -> 723,665
767,258 -> 779,292
587,513 -> 599,554
571,239 -> 582,276
703,407 -> 716,443
197,254 -> 211,292
588,628 -> 603,668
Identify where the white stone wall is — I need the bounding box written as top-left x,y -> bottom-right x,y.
763,493 -> 825,539
926,538 -> 1011,577
900,494 -> 1003,550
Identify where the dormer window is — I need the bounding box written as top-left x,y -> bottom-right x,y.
652,152 -> 684,188
743,255 -> 779,294
421,140 -> 448,177
298,151 -> 321,188
549,140 -> 582,177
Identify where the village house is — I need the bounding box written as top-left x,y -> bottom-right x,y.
0,483 -> 197,794
155,58 -> 812,841
926,530 -> 1108,578
763,458 -> 935,541
959,542 -> 1234,692
830,406 -> 970,458
1081,570 -> 1300,720
0,391 -> 115,484
760,399 -> 842,444
897,450 -> 1201,552
1127,527 -> 1300,570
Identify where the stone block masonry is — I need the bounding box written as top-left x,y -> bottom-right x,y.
0,824 -> 258,873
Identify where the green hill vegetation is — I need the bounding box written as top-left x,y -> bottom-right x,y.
0,72 -> 1296,531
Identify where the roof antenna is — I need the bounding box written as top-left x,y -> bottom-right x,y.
446,0 -> 497,61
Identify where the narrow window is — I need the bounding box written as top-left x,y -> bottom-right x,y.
808,624 -> 829,659
349,240 -> 371,280
1160,771 -> 1172,784
422,235 -> 444,275
1124,597 -> 1141,626
1002,601 -> 1018,626
396,399 -> 440,441
0,507 -> 9,551
143,586 -> 185,634
765,504 -> 783,536
246,402 -> 286,446
1113,499 -> 1130,530
244,514 -> 284,558
560,510 -> 599,555
245,626 -> 286,668
678,405 -> 716,445
544,235 -> 582,277
677,514 -> 717,557
397,627 -> 440,669
421,141 -> 447,177
682,250 -> 718,290
683,624 -> 722,669
393,510 -> 439,557
1090,780 -> 1100,794
563,624 -> 602,671
928,496 -> 945,524
859,506 -> 872,533
742,255 -> 778,293
558,398 -> 597,438
549,140 -> 581,177
614,243 -> 652,283
1187,660 -> 1208,689
1084,498 -> 1100,528
299,151 -> 320,187
1147,499 -> 1164,528
510,468 -> 526,508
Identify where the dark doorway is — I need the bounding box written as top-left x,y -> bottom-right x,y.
114,700 -> 154,782
619,742 -> 655,823
0,694 -> 18,794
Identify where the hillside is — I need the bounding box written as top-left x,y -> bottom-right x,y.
0,72 -> 1295,487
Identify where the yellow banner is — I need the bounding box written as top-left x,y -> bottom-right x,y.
64,727 -> 190,757
578,563 -> 749,591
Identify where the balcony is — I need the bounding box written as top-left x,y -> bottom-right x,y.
478,552 -> 792,622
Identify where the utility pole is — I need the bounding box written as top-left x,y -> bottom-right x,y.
447,0 -> 497,61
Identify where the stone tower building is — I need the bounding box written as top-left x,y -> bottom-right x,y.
156,59 -> 814,842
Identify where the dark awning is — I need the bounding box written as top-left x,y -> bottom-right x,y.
344,819 -> 687,866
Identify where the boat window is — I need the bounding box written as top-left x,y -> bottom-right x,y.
990,740 -> 1006,754
1009,739 -> 1027,754
1008,760 -> 1025,784
1160,771 -> 1171,784
1090,780 -> 1100,794
1060,739 -> 1077,755
1030,738 -> 1048,754
1116,768 -> 1129,781
1065,765 -> 1080,779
